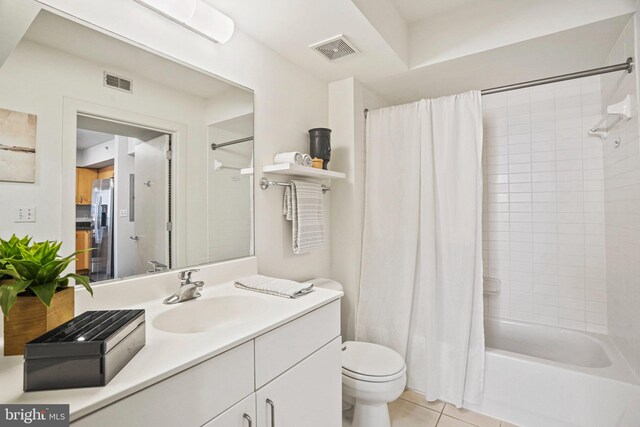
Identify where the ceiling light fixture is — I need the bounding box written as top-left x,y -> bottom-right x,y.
134,0 -> 234,44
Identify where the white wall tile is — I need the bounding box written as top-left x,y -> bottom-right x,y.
483,73 -> 606,333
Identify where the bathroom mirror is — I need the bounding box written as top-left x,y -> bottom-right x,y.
0,9 -> 254,283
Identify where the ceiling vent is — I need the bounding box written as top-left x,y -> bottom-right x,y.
104,72 -> 133,93
310,35 -> 358,61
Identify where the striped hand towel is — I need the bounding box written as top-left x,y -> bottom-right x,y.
283,180 -> 325,254
235,275 -> 314,298
273,152 -> 304,165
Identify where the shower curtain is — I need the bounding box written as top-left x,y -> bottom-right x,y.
356,91 -> 485,407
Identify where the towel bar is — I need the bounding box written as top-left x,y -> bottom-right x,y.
259,177 -> 330,193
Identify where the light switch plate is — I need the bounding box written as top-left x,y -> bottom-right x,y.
15,206 -> 36,223
119,209 -> 129,217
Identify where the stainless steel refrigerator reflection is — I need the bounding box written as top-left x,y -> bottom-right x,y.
91,178 -> 114,282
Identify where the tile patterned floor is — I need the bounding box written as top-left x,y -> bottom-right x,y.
343,390 -> 519,427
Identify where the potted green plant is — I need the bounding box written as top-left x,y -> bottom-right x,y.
0,237 -> 93,356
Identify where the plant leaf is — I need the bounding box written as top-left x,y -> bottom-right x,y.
0,280 -> 32,317
63,273 -> 93,296
30,282 -> 58,307
0,268 -> 20,279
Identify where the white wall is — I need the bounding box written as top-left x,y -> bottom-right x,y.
602,15 -> 640,377
482,77 -> 607,332
329,77 -> 389,341
2,0 -> 331,282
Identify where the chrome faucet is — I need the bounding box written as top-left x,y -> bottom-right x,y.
148,260 -> 169,273
163,269 -> 204,305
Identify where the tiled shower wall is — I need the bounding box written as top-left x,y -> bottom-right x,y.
482,77 -> 607,333
602,16 -> 640,377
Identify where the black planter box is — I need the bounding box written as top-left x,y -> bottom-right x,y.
24,309 -> 145,391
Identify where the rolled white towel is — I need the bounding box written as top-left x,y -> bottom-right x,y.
235,274 -> 314,299
274,152 -> 304,165
302,154 -> 312,166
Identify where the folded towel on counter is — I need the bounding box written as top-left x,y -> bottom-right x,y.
283,180 -> 325,254
273,152 -> 304,165
302,154 -> 312,166
235,275 -> 314,299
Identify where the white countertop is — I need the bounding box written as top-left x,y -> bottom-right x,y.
0,281 -> 342,421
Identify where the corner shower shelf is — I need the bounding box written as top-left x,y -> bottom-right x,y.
589,95 -> 632,141
262,163 -> 346,179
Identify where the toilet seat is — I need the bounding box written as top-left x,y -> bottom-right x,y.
342,341 -> 406,383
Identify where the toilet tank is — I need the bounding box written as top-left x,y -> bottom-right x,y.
312,278 -> 343,292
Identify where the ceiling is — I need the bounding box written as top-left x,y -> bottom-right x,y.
374,14 -> 632,104
204,0 -> 408,84
23,11 -> 248,100
205,0 -> 635,104
390,0 -> 480,24
76,129 -> 114,150
77,115 -> 166,144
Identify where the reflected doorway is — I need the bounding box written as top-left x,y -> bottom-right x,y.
75,115 -> 172,282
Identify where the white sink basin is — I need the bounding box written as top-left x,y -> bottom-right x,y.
152,295 -> 270,334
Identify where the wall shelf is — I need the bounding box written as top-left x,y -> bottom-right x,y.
262,163 -> 346,179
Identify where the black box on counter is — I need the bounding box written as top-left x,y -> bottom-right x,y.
24,309 -> 145,392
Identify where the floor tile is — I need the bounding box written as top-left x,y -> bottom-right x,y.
437,415 -> 478,427
400,389 -> 446,412
390,398 -> 441,427
443,404 -> 501,427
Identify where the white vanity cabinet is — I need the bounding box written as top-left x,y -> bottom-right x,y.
71,299 -> 342,427
256,337 -> 342,427
72,341 -> 255,427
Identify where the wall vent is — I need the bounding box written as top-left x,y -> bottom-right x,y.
104,72 -> 133,93
310,35 -> 358,61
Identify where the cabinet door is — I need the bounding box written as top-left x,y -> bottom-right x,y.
97,165 -> 114,179
76,168 -> 97,205
256,337 -> 342,427
75,231 -> 91,271
203,394 -> 256,427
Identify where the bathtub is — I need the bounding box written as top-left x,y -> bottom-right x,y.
464,317 -> 640,427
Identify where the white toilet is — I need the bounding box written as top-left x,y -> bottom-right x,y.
314,279 -> 407,427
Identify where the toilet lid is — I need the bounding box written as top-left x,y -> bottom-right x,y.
342,341 -> 406,381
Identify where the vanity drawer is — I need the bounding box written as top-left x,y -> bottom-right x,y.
72,341 -> 254,427
254,300 -> 340,388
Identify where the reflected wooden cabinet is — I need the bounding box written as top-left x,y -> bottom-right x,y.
76,167 -> 97,205
75,230 -> 92,273
97,165 -> 114,180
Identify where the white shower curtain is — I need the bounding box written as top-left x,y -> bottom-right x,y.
356,91 -> 485,407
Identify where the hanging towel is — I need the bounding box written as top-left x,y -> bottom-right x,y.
274,152 -> 304,165
283,180 -> 325,254
235,274 -> 314,299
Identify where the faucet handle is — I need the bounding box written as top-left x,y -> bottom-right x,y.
179,268 -> 200,281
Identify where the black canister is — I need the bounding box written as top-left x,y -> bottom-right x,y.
308,128 -> 332,170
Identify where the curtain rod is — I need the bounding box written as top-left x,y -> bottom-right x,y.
363,57 -> 633,118
481,57 -> 633,95
210,135 -> 253,150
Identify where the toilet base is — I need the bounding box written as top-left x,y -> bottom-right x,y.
352,400 -> 391,427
